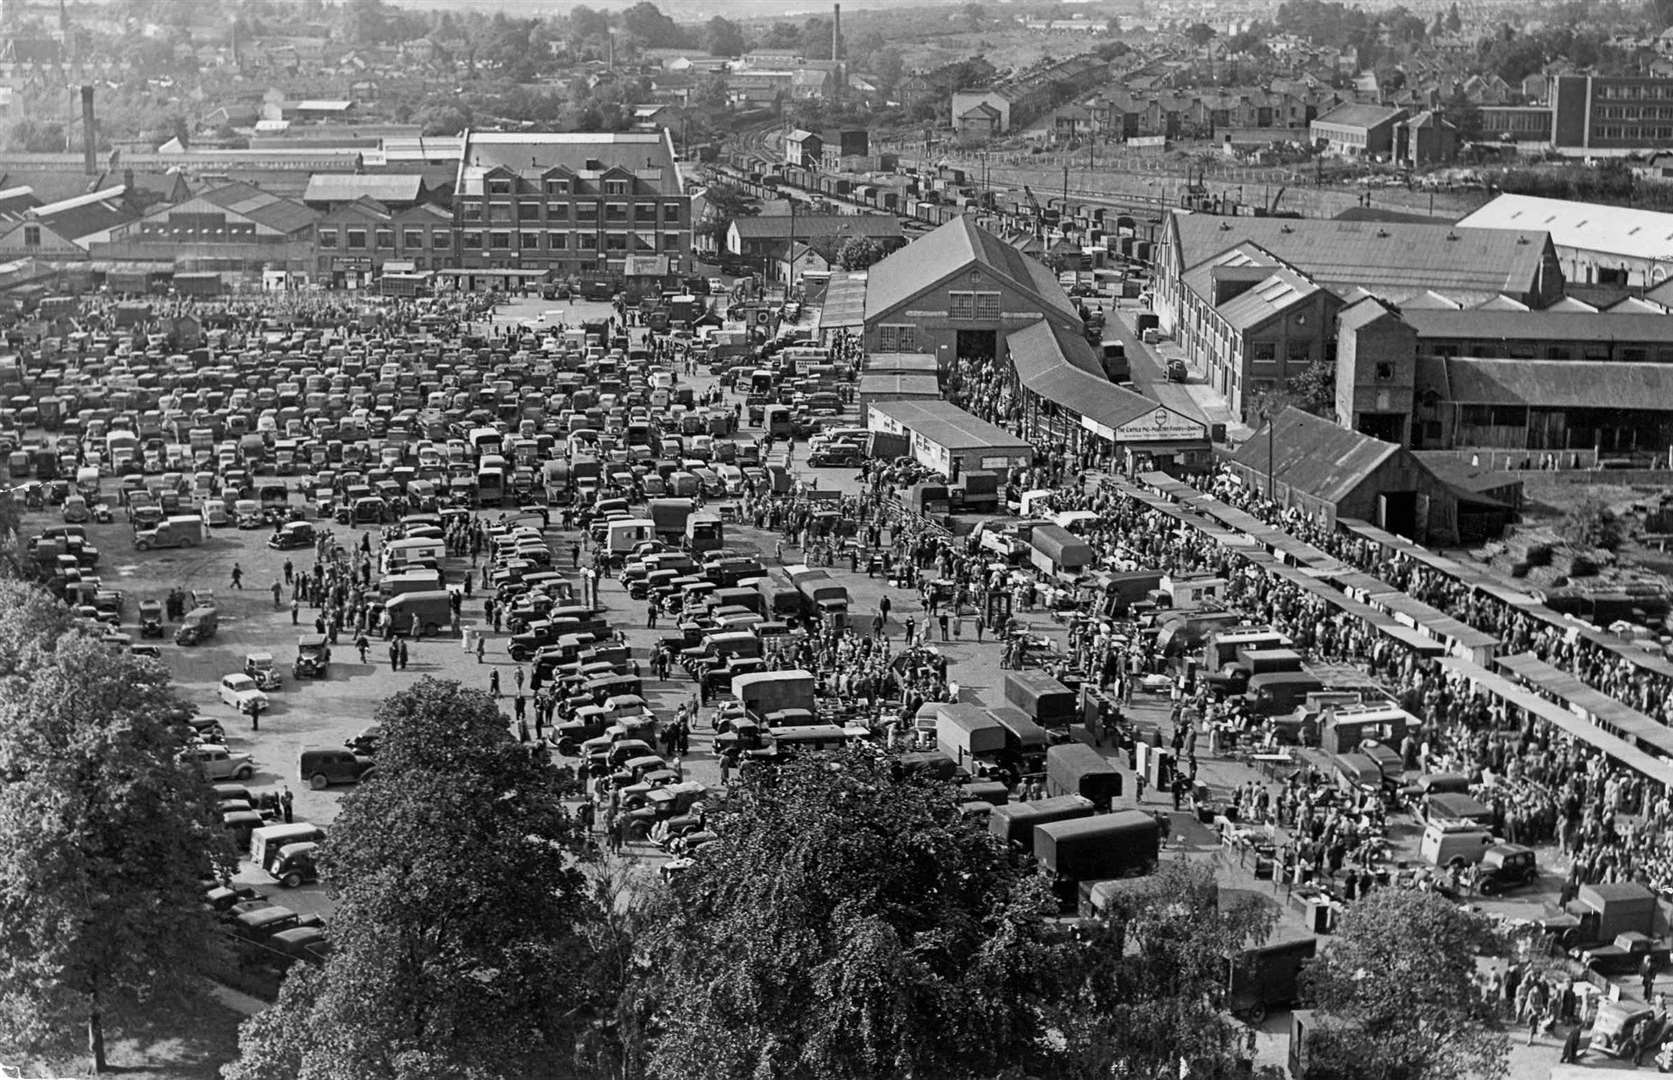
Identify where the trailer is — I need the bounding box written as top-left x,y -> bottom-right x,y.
1045,742 -> 1126,810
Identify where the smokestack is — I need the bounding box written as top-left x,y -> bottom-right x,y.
832,4 -> 842,62
607,31 -> 615,72
80,85 -> 96,177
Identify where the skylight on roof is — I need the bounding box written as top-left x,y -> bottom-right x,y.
1256,280 -> 1295,302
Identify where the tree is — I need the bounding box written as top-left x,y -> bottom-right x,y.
0,627 -> 229,1073
640,750 -> 1067,1080
1445,2 -> 1462,32
1298,889 -> 1508,1080
836,235 -> 885,270
694,180 -> 757,249
414,102 -> 470,137
224,679 -> 603,1080
620,1 -> 683,50
1185,21 -> 1219,49
702,15 -> 744,57
1559,496 -> 1624,552
1056,861 -> 1276,1079
0,485 -> 21,577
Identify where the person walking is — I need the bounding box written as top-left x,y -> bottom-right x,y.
355,633 -> 369,664
938,612 -> 950,641
388,641 -> 399,672
476,635 -> 486,663
279,786 -> 294,823
230,563 -> 243,589
398,639 -> 409,670
270,581 -> 282,609
290,597 -> 300,625
490,669 -> 501,696
514,666 -> 525,694
646,603 -> 658,629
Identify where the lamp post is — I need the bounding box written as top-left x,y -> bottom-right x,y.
1261,407 -> 1275,502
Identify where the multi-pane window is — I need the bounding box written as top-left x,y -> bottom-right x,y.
878,324 -> 917,351
375,228 -> 394,249
346,229 -> 367,249
402,230 -> 423,248
489,232 -> 510,250
318,230 -> 338,249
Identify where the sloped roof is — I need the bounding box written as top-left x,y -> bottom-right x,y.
869,399 -> 1032,453
1006,320 -> 1201,435
730,213 -> 901,241
1231,407 -> 1400,504
1457,193 -> 1673,263
1444,357 -> 1673,410
865,215 -> 1077,324
1314,102 -> 1404,129
198,182 -> 318,234
458,130 -> 682,196
303,173 -> 424,204
1216,268 -> 1321,332
1399,308 -> 1673,343
1171,215 -> 1552,299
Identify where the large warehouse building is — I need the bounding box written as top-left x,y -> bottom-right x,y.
866,399 -> 1034,478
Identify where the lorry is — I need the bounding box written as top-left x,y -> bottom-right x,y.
732,669 -> 817,722
649,498 -> 695,543
755,568 -> 805,620
1029,523 -> 1094,579
1045,743 -> 1126,810
133,514 -> 207,550
934,704 -> 1007,768
785,565 -> 849,624
986,705 -> 1049,775
1003,671 -> 1077,728
385,590 -> 453,636
1228,937 -> 1319,1023
988,794 -> 1095,855
1035,810 -> 1161,909
606,518 -> 657,559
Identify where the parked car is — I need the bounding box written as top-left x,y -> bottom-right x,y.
243,652 -> 282,691
188,744 -> 255,781
300,748 -> 374,789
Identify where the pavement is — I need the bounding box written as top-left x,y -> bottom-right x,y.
1098,299 -> 1254,445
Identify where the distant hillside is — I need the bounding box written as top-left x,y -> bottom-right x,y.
383,0 -> 965,15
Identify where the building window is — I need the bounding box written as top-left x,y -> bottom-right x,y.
605,203 -> 628,223
463,204 -> 482,222
664,233 -> 680,251
545,179 -> 569,195
375,228 -> 394,249
551,234 -> 568,250
549,203 -> 570,220
604,180 -> 628,195
664,201 -> 682,223
879,324 -> 917,351
518,201 -> 541,222
578,234 -> 598,251
577,204 -> 598,223
521,232 -> 541,250
1375,361 -> 1395,380
432,231 -> 450,250
402,229 -> 423,248
462,232 -> 482,250
974,292 -> 1001,319
1287,341 -> 1311,365
346,229 -> 367,250
605,233 -> 628,251
318,230 -> 337,249
634,202 -> 656,222
22,224 -> 40,247
1252,341 -> 1277,363
949,291 -> 974,319
488,179 -> 512,195
489,232 -> 510,250
487,204 -> 513,223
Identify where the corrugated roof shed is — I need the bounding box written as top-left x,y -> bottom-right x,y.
869,399 -> 1032,452
865,215 -> 1078,324
1232,407 -> 1399,504
816,271 -> 867,331
1443,357 -> 1673,410
730,213 -> 901,240
302,173 -> 424,205
857,373 -> 941,398
1007,320 -> 1202,434
1171,216 -> 1553,299
1314,102 -> 1405,128
1216,268 -> 1321,332
200,182 -> 318,234
1400,308 -> 1673,343
866,352 -> 939,374
1457,193 -> 1673,263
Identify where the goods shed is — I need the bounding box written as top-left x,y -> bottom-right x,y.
857,373 -> 941,411
1229,407 -> 1506,545
865,351 -> 940,376
867,399 -> 1033,478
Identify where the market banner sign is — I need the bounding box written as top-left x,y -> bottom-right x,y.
1116,406 -> 1205,443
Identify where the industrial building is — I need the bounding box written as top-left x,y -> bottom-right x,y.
861,215 -> 1085,364
856,372 -> 941,411
450,129 -> 690,284
1456,194 -> 1673,289
1335,297 -> 1673,459
866,399 -> 1034,478
1230,407 -> 1509,544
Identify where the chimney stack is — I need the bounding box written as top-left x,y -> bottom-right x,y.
832,4 -> 843,103
80,85 -> 96,176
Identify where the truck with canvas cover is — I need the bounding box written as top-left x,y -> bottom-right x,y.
649,498 -> 694,542
731,669 -> 816,722
934,703 -> 1007,767
1029,523 -> 1094,579
1046,742 -> 1125,810
1003,670 -> 1077,727
988,794 -> 1094,854
1035,810 -> 1161,909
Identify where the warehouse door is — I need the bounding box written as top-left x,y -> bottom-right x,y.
957,330 -> 996,363
1377,491 -> 1419,541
